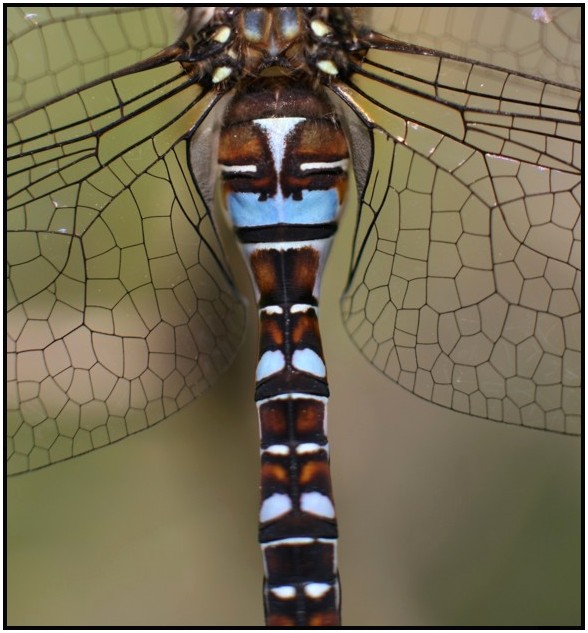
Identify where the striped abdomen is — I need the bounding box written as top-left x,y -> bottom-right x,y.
217,78 -> 350,626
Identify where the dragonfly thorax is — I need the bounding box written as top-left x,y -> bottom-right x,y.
181,7 -> 368,86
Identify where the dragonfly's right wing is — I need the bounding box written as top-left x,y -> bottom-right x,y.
7,20 -> 246,475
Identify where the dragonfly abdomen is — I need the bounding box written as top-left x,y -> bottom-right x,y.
217,77 -> 350,626
255,272 -> 339,627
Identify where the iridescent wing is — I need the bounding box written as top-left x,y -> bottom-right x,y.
7,7 -> 247,474
333,11 -> 581,435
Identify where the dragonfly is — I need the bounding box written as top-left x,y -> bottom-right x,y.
6,6 -> 581,626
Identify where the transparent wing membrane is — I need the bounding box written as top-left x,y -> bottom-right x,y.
7,42 -> 246,474
372,6 -> 581,87
7,7 -> 185,115
336,38 -> 581,435
6,6 -> 581,477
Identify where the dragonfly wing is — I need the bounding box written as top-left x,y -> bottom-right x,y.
335,40 -> 581,435
7,7 -> 188,115
7,56 -> 247,474
369,6 -> 581,87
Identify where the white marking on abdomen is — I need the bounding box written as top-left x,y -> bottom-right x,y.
220,164 -> 257,173
296,442 -> 324,455
262,305 -> 284,315
304,583 -> 331,599
256,393 -> 328,406
242,238 -> 330,253
290,303 -> 315,313
256,350 -> 286,380
263,444 -> 290,456
292,349 -> 326,377
260,493 -> 292,522
261,537 -> 314,549
300,492 -> 335,518
254,118 -> 305,173
300,159 -> 349,172
270,586 -> 296,600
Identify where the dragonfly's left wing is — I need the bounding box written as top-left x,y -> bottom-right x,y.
7,7 -> 186,115
333,33 -> 581,435
7,33 -> 246,474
